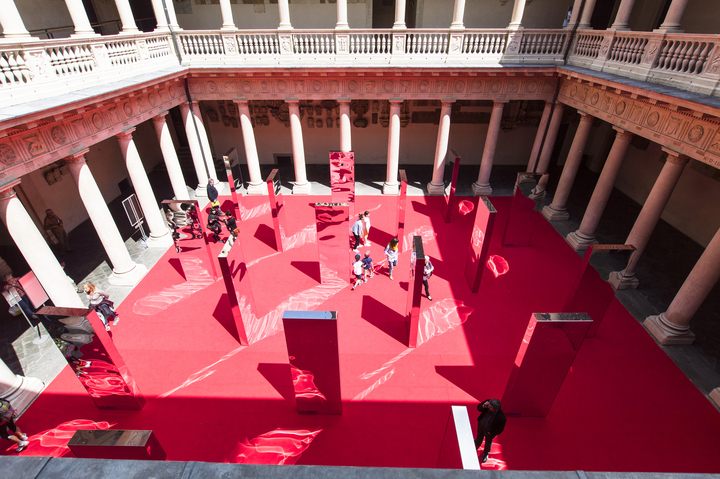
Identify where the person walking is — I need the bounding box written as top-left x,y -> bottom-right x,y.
43,209 -> 72,253
422,256 -> 434,301
361,250 -> 374,282
351,254 -> 364,290
83,283 -> 119,331
207,179 -> 219,208
475,399 -> 506,464
362,210 -> 371,246
223,210 -> 239,240
1,399 -> 29,453
351,214 -> 364,253
2,274 -> 38,320
207,207 -> 224,243
384,238 -> 399,280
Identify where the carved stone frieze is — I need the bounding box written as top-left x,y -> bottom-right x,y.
558,77 -> 720,169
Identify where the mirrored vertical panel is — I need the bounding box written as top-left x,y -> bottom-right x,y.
314,203 -> 350,284
329,151 -> 355,220
443,150 -> 461,223
397,170 -> 408,250
162,199 -> 217,279
218,235 -> 257,345
464,197 -> 497,293
406,236 -> 425,348
38,306 -> 146,410
223,147 -> 244,220
502,173 -> 549,247
282,310 -> 342,415
564,245 -> 635,337
502,313 -> 592,417
436,405 -> 481,470
266,169 -> 287,252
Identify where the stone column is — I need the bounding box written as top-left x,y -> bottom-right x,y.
220,0 -> 236,30
236,100 -> 266,195
645,226 -> 720,345
655,0 -> 690,33
339,99 -> 352,152
0,182 -> 84,307
472,101 -> 507,196
0,358 -> 44,418
427,100 -> 454,195
609,150 -> 688,290
64,0 -> 97,36
165,0 -> 180,29
287,100 -> 310,195
383,100 -> 403,195
0,0 -> 31,38
566,127 -> 633,251
609,0 -> 636,31
527,101 -> 553,172
179,102 -> 209,196
578,0 -> 598,29
450,0 -> 466,29
535,102 -> 564,174
336,0 -> 349,29
278,0 -> 292,30
150,0 -> 168,31
508,0 -> 527,30
65,152 -> 147,286
152,114 -> 190,201
394,0 -> 406,28
542,111 -> 594,221
116,130 -> 172,248
710,388 -> 720,409
191,103 -> 218,184
565,0 -> 584,29
114,0 -> 138,33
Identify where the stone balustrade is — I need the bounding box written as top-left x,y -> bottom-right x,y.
1,27 -> 719,110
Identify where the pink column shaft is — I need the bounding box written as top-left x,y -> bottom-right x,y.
288,100 -> 310,194
610,0 -> 637,30
578,0 -> 597,29
527,101 -> 553,172
339,100 -> 352,152
657,0 -> 690,32
383,100 -> 403,195
428,100 -> 453,193
535,102 -> 564,174
472,101 -> 506,196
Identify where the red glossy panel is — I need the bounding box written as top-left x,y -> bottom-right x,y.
406,236 -> 425,348
397,170 -> 408,250
315,203 -> 351,284
502,173 -> 548,247
443,152 -> 461,223
218,235 -> 257,345
464,197 -> 496,293
329,151 -> 355,219
223,148 -> 245,221
19,270 -> 49,309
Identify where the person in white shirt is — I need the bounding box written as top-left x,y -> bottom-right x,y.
362,210 -> 371,246
351,254 -> 364,290
384,237 -> 399,280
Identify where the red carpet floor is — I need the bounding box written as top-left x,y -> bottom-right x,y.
6,194 -> 720,472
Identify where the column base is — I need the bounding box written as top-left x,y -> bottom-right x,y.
0,375 -> 45,417
247,182 -> 267,195
471,182 -> 492,196
542,204 -> 570,221
427,182 -> 445,196
710,388 -> 720,409
518,173 -> 536,184
608,270 -> 639,290
108,264 -> 148,287
383,182 -> 399,195
292,182 -> 312,195
528,188 -> 546,203
195,185 -> 208,197
146,231 -> 174,249
566,230 -> 597,251
644,313 -> 695,345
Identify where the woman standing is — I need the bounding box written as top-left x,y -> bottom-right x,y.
83,283 -> 119,331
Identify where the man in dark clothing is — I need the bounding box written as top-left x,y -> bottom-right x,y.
207,179 -> 219,205
475,398 -> 506,464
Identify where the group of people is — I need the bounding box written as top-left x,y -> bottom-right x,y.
351,211 -> 372,252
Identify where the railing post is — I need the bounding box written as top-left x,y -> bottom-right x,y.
22,45 -> 55,83
447,29 -> 465,62
278,31 -> 295,64
91,41 -> 111,70
391,29 -> 407,63
335,31 -> 350,64
696,40 -> 720,96
221,31 -> 241,61
502,29 -> 524,64
590,30 -> 616,71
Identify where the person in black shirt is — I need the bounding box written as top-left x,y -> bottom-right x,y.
475,398 -> 506,463
223,210 -> 238,239
207,207 -> 224,243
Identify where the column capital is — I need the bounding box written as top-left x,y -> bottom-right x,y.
389,98 -> 405,105
0,179 -> 21,200
578,110 -> 594,121
338,98 -> 352,104
286,98 -> 300,106
233,98 -> 250,106
64,149 -> 90,164
661,147 -> 690,165
612,126 -> 632,138
152,113 -> 169,123
492,100 -> 509,107
440,99 -> 456,106
115,129 -> 136,141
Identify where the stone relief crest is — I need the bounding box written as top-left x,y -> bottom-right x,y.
123,102 -> 133,117
599,38 -> 612,57
51,127 -> 67,144
590,92 -> 600,105
25,52 -> 52,79
449,36 -> 462,53
148,92 -> 157,106
0,144 -> 17,165
665,117 -> 682,136
338,37 -> 348,54
207,81 -> 218,93
394,37 -> 404,52
137,40 -> 149,61
641,42 -> 659,64
646,111 -> 660,128
224,37 -> 237,53
23,134 -> 46,156
614,101 -> 626,115
281,37 -> 292,53
709,131 -> 720,152
687,125 -> 704,143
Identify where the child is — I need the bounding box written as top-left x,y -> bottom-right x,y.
1,399 -> 28,453
361,250 -> 374,282
83,283 -> 119,331
362,210 -> 371,246
384,237 -> 399,280
351,254 -> 363,290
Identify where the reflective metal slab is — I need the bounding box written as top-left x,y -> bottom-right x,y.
37,306 -> 146,410
436,405 -> 481,470
282,310 -> 342,415
397,170 -> 408,250
502,313 -> 592,417
315,203 -> 350,284
464,197 -> 497,293
223,147 -> 244,220
68,429 -> 165,460
564,245 -> 636,337
218,235 -> 256,346
329,151 -> 355,220
502,173 -> 549,247
443,150 -> 461,223
19,270 -> 49,309
266,169 -> 287,252
406,236 -> 425,348
162,199 -> 217,279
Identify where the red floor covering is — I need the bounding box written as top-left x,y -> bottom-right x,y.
6,195 -> 720,472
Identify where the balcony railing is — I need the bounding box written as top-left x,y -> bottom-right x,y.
0,27 -> 718,110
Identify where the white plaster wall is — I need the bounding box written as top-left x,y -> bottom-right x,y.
421,0 -> 572,29
679,0 -> 720,34
12,0 -> 74,36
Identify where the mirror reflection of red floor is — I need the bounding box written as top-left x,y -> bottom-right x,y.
7,195 -> 720,473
